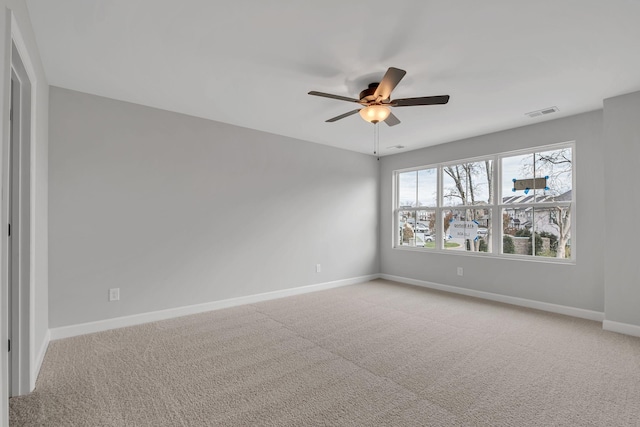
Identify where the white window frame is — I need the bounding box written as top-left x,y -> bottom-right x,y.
393,141 -> 575,263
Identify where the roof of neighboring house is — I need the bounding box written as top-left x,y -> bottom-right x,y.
502,189 -> 571,204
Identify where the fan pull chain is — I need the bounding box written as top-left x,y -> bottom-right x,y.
373,123 -> 380,160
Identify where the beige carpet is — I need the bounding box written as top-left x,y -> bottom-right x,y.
9,279 -> 640,426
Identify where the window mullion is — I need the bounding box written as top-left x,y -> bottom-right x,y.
415,170 -> 419,208
437,166 -> 443,250
493,154 -> 500,255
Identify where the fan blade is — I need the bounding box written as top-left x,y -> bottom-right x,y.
373,67 -> 407,100
326,109 -> 361,122
393,95 -> 450,107
308,91 -> 360,103
384,112 -> 401,127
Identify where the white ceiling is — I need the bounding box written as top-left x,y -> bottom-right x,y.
25,0 -> 640,155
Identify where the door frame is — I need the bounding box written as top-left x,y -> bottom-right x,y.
2,10 -> 36,407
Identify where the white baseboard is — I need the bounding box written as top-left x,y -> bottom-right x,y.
49,274 -> 379,341
603,320 -> 640,338
380,274 -> 605,322
31,329 -> 50,390
49,274 -> 635,342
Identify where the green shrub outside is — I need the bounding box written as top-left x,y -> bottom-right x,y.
503,235 -> 515,254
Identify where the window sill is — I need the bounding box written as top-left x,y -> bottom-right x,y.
392,245 -> 575,265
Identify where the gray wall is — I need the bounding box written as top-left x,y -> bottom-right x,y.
603,91 -> 640,326
48,87 -> 379,328
380,111 -> 605,312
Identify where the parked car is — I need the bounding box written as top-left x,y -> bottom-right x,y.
415,223 -> 430,233
477,228 -> 488,236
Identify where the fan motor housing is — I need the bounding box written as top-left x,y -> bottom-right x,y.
359,83 -> 386,103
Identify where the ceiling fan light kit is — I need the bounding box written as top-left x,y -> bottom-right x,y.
359,105 -> 391,123
308,67 -> 450,127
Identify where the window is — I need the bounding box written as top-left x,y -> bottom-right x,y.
501,146 -> 572,258
441,160 -> 493,253
397,169 -> 437,249
393,143 -> 574,261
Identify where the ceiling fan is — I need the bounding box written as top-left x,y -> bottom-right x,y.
308,67 -> 450,127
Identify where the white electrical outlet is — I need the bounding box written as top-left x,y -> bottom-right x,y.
457,267 -> 464,276
316,264 -> 321,273
109,288 -> 120,301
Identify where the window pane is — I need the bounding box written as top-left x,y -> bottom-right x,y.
502,207 -> 533,255
417,168 -> 437,207
398,171 -> 417,208
398,210 -> 436,248
443,208 -> 491,252
502,148 -> 573,203
502,208 -> 533,255
535,147 -> 572,201
502,206 -> 570,258
398,210 -> 416,246
443,160 -> 493,206
502,154 -> 535,204
415,210 -> 436,248
533,205 -> 571,258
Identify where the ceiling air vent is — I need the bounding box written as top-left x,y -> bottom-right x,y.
525,106 -> 559,118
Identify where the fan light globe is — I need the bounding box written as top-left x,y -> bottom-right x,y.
359,105 -> 391,124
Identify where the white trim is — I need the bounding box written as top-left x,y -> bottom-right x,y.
31,329 -> 49,389
1,11 -> 11,426
50,275 -> 378,340
10,16 -> 36,86
391,244 -> 576,265
603,320 -> 640,338
11,14 -> 39,386
380,274 -> 604,322
3,11 -> 39,398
